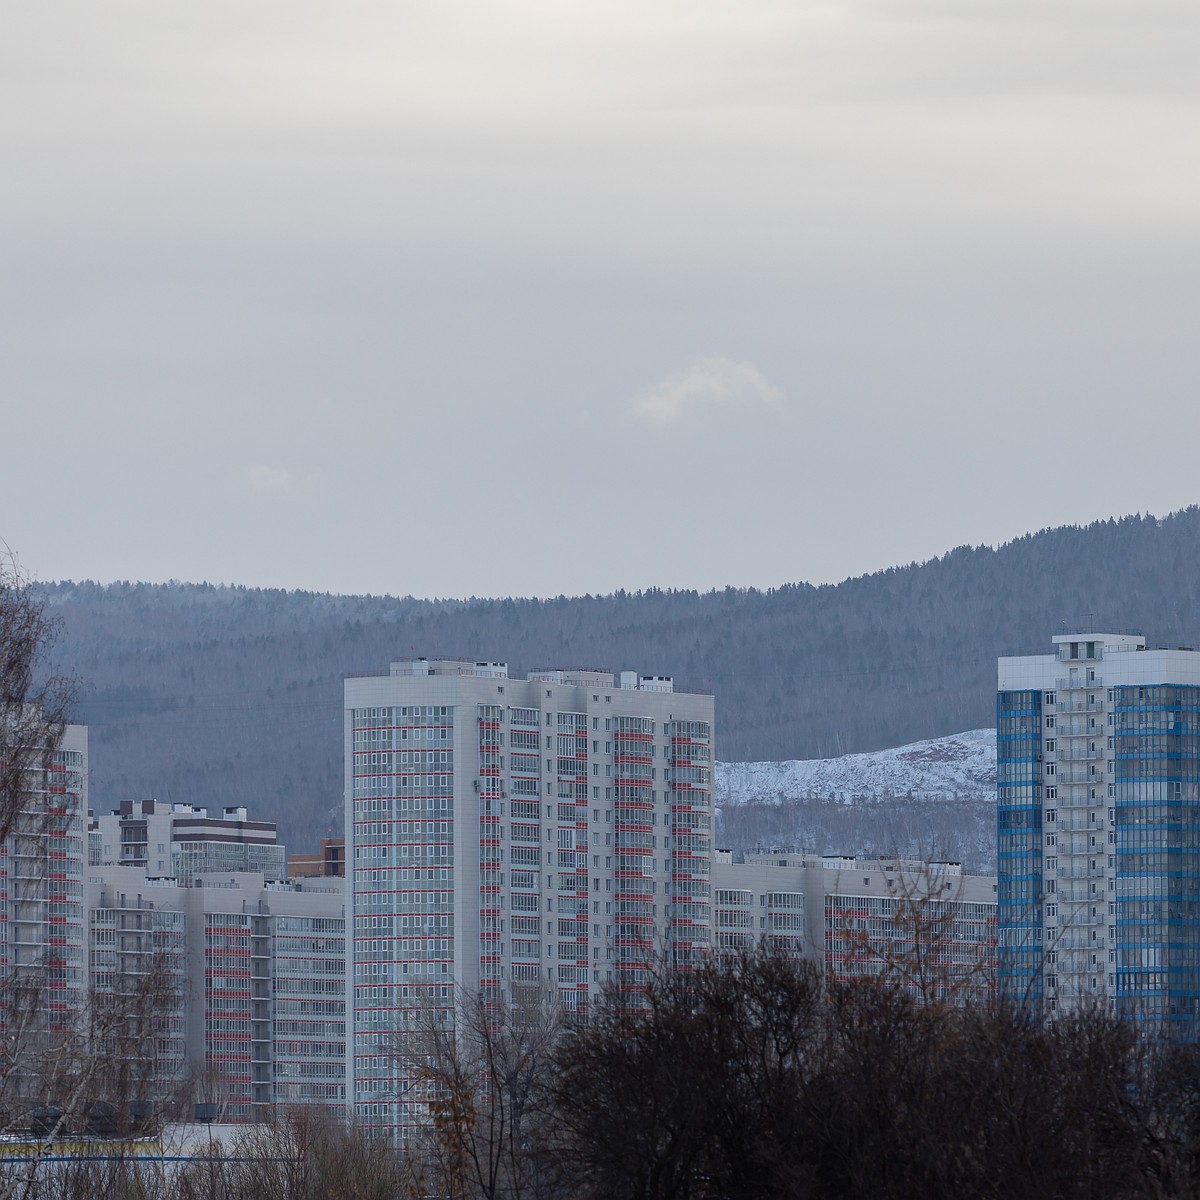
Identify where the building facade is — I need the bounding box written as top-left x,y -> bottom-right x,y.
714,852 -> 997,1004
288,838 -> 344,881
91,800 -> 286,883
998,633 -> 1200,1037
85,867 -> 346,1122
0,722 -> 88,1037
344,659 -> 715,1137
79,766 -> 344,1121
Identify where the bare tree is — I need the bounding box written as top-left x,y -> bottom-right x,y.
544,956 -> 725,1200
0,553 -> 74,845
826,860 -> 996,1009
174,1108 -> 398,1200
0,558 -> 186,1198
397,985 -> 563,1200
0,946 -> 186,1200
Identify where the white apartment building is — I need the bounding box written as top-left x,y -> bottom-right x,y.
70,739 -> 345,1123
85,868 -> 345,1122
998,632 -> 1200,1037
0,717 -> 345,1127
344,659 -> 714,1137
91,800 -> 286,882
713,852 -> 997,1004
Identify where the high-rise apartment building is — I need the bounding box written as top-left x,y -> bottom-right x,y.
998,632 -> 1200,1037
344,659 -> 715,1136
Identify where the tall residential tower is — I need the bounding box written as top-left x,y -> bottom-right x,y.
344,659 -> 715,1136
998,633 -> 1200,1037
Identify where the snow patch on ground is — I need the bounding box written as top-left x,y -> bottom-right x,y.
715,729 -> 997,807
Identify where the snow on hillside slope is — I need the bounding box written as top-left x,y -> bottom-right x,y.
715,729 -> 997,806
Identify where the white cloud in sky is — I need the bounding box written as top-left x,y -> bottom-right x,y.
632,356 -> 783,425
243,464 -> 296,494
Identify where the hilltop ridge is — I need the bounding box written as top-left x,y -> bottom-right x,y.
38,506 -> 1200,848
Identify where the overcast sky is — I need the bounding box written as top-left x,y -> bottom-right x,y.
3,1 -> 1198,599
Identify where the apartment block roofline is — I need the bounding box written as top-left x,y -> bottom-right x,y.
347,657 -> 696,692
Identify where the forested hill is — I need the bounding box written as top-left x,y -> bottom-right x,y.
37,507 -> 1200,850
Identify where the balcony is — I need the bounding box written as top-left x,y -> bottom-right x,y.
1058,909 -> 1104,926
1059,747 -> 1103,761
1059,815 -> 1105,831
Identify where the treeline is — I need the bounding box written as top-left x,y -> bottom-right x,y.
36,506 -> 1200,848
398,951 -> 1200,1200
38,948 -> 1200,1200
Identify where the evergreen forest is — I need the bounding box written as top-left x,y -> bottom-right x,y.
39,507 -> 1200,850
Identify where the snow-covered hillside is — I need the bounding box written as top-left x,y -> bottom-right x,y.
715,729 -> 997,807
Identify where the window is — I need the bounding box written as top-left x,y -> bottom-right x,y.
1046,716 -> 1056,729
1045,691 -> 1056,706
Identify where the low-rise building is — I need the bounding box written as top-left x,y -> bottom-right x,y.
713,851 -> 998,1004
288,838 -> 344,881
